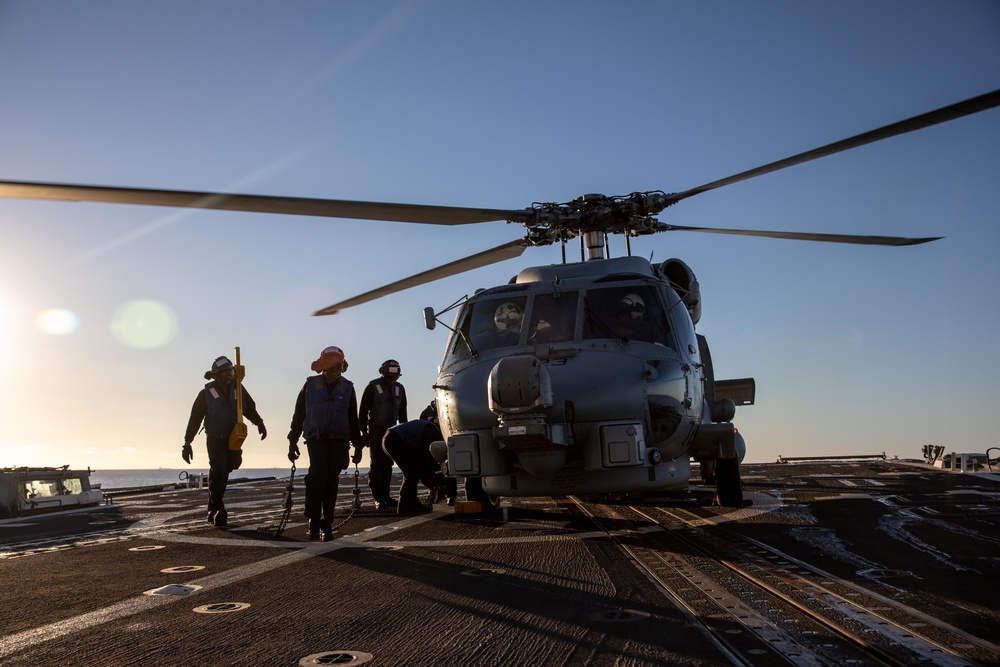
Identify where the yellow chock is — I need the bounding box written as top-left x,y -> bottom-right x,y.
453,501 -> 484,514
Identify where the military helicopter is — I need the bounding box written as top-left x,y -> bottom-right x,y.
1,88 -> 997,506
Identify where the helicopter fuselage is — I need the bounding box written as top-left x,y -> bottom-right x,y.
430,255 -> 747,499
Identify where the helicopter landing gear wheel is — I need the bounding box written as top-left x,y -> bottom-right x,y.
714,457 -> 743,507
465,477 -> 502,515
699,459 -> 716,485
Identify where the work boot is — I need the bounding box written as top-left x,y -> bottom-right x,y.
307,519 -> 321,541
207,510 -> 216,524
213,509 -> 228,527
321,521 -> 335,542
429,485 -> 443,505
397,500 -> 431,515
374,500 -> 387,511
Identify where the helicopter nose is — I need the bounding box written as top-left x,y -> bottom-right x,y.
488,356 -> 569,476
488,356 -> 552,414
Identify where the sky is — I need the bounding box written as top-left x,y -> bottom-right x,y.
0,1 -> 998,472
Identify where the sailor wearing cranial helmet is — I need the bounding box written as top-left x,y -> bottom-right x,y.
182,354 -> 267,528
287,345 -> 364,541
359,359 -> 408,510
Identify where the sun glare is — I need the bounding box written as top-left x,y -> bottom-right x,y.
0,291 -> 24,372
35,308 -> 80,335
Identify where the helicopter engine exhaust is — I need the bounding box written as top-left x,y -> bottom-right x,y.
488,356 -> 571,476
659,258 -> 701,325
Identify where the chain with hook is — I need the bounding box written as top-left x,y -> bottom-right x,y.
326,463 -> 362,533
257,462 -> 296,537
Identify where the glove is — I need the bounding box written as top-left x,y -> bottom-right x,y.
288,442 -> 300,462
257,423 -> 268,440
181,443 -> 193,464
351,447 -> 363,465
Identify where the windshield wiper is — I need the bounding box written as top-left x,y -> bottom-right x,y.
584,300 -> 628,345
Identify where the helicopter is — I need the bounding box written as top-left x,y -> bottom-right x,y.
1,88 -> 997,507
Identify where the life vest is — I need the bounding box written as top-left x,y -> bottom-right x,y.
367,379 -> 403,428
302,375 -> 354,441
203,381 -> 237,438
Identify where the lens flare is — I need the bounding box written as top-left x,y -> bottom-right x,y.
36,308 -> 80,335
110,299 -> 178,349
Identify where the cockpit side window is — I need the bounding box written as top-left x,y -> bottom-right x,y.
663,285 -> 698,359
583,285 -> 672,346
528,291 -> 578,344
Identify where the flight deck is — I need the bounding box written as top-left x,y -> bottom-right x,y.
1,457 -> 998,666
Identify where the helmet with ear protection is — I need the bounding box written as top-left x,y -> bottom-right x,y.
379,359 -> 401,377
619,293 -> 645,320
204,355 -> 234,380
494,302 -> 522,331
311,346 -> 349,373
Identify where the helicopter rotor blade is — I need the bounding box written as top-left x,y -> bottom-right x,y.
0,180 -> 524,226
663,224 -> 941,246
664,88 -> 1000,205
313,238 -> 528,316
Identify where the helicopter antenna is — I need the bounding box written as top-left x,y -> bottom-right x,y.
624,225 -> 633,256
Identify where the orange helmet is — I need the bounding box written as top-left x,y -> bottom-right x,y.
311,346 -> 347,373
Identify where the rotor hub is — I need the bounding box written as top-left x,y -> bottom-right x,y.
518,191 -> 672,248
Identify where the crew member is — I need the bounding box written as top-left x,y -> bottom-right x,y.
381,419 -> 444,514
419,400 -> 457,506
287,346 -> 364,541
418,399 -> 438,423
492,301 -> 522,347
359,359 -> 407,510
612,292 -> 654,342
183,355 -> 267,527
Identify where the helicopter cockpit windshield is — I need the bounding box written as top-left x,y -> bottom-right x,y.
527,291 -> 579,345
447,291 -> 529,362
444,279 -> 677,368
583,284 -> 671,346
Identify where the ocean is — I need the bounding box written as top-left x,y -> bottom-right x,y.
87,467 -> 346,490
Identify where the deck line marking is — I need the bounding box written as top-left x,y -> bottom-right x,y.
0,513 -> 437,658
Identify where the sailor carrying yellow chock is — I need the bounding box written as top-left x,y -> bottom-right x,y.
182,349 -> 267,527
